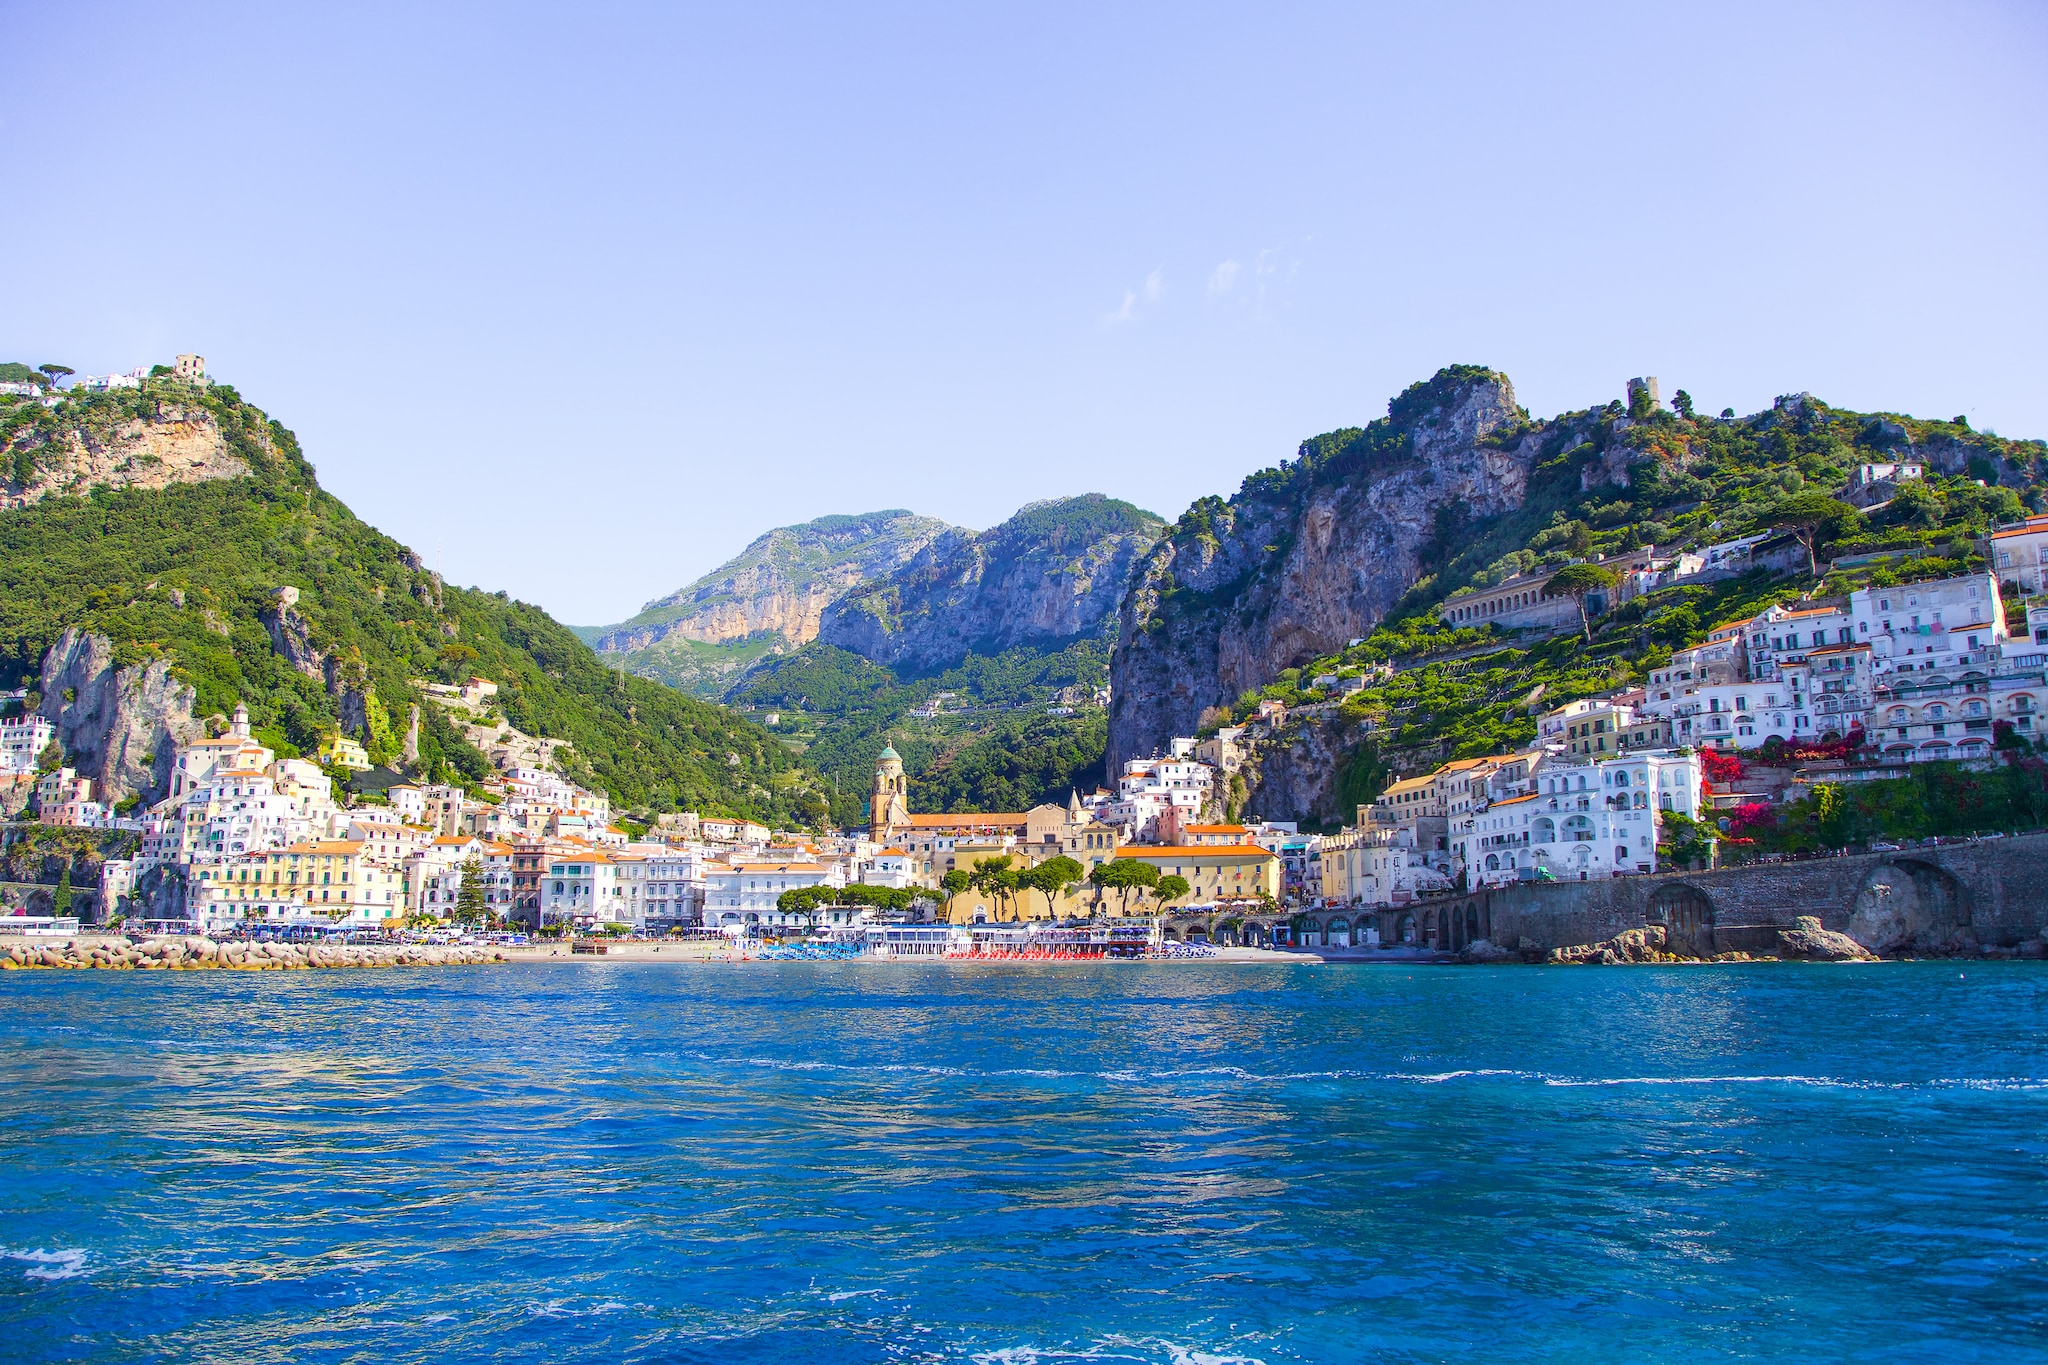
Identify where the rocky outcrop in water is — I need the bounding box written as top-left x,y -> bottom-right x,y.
1108,367 -> 1549,766
36,628 -> 201,802
819,495 -> 1164,674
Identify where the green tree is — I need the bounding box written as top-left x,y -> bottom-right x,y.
1543,563 -> 1619,641
51,864 -> 72,917
967,855 -> 1020,919
1019,855 -> 1086,916
1672,389 -> 1695,420
35,739 -> 61,775
1088,858 -> 1158,915
939,868 -> 970,907
1766,492 -> 1858,577
1155,873 -> 1191,905
455,856 -> 487,924
776,885 -> 825,934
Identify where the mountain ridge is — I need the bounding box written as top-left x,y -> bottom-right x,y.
0,375 -> 828,825
578,509 -> 959,696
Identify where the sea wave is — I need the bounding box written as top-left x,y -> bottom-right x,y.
4,1247 -> 90,1281
972,1337 -> 1265,1365
691,1053 -> 2045,1092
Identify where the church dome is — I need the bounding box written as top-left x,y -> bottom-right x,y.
878,744 -> 901,763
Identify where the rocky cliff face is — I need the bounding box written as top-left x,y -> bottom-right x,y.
37,628 -> 202,803
1109,367 -> 1543,767
582,510 -> 958,694
588,510 -> 958,653
2,403 -> 251,509
819,495 -> 1166,674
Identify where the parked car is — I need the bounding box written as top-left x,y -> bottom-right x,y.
1868,842 -> 1900,852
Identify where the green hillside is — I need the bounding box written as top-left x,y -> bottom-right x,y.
731,639 -> 1110,824
0,377 -> 830,826
1220,387 -> 2048,821
579,508 -> 957,697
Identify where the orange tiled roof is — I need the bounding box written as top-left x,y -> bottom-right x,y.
1117,844 -> 1278,860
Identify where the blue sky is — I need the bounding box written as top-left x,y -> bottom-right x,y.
5,2 -> 2044,624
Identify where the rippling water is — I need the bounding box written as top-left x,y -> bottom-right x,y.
3,961 -> 2046,1363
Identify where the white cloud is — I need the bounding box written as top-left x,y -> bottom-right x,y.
1104,266 -> 1166,325
1208,259 -> 1241,294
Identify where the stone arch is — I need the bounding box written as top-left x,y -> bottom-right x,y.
1848,859 -> 1973,954
1396,912 -> 1417,946
1646,883 -> 1716,956
1465,904 -> 1482,945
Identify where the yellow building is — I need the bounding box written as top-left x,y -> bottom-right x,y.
317,734 -> 373,772
1112,843 -> 1281,907
939,843 -> 1109,924
215,840 -> 406,923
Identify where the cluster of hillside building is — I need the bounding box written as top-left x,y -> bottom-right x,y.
13,533 -> 2047,944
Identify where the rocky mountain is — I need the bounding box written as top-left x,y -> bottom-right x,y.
1127,367 -> 2047,826
820,495 -> 1166,675
0,373 -> 828,823
579,510 -> 957,696
1109,366 -> 1551,766
1,397 -> 251,510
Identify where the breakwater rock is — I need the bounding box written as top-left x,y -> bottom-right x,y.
0,937 -> 505,971
1538,919 -> 1881,965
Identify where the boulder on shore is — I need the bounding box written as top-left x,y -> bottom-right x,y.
1776,925 -> 1878,961
1547,925 -> 1683,965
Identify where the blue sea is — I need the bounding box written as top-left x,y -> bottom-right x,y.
3,962 -> 2045,1364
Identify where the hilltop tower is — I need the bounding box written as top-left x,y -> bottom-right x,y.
870,744 -> 910,843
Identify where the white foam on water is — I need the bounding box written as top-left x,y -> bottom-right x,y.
970,1333 -> 1265,1365
527,1297 -> 634,1318
5,1247 -> 90,1281
1542,1074 -> 2048,1091
694,1052 -> 2044,1095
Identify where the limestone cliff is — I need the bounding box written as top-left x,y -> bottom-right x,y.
2,401 -> 252,509
819,495 -> 1166,675
582,510 -> 957,694
1109,366 -> 1544,767
36,628 -> 202,803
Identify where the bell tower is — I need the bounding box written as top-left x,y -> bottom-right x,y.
870,744 -> 910,843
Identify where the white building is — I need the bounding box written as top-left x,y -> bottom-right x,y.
701,859 -> 842,934
1849,572 -> 2007,677
543,852 -> 626,929
638,848 -> 707,926
1327,822 -> 1458,908
1990,515 -> 2048,595
1676,681 -> 1814,750
1097,743 -> 1215,840
1746,601 -> 1855,681
0,714 -> 54,773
